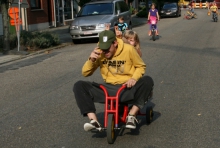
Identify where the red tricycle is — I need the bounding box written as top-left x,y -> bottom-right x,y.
95,84 -> 154,144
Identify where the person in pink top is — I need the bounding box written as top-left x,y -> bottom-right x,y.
147,3 -> 160,36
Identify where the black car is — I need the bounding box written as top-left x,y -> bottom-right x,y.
160,2 -> 181,18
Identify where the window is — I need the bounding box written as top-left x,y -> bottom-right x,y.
78,3 -> 113,16
31,0 -> 41,9
64,0 -> 72,20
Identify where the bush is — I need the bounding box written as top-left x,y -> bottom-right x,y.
21,31 -> 60,49
9,34 -> 17,49
20,30 -> 33,46
136,7 -> 148,18
0,31 -> 60,51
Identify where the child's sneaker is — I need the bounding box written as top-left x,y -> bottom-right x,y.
125,115 -> 138,129
84,119 -> 102,131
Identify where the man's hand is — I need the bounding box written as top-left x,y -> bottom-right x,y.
124,78 -> 137,88
89,47 -> 102,62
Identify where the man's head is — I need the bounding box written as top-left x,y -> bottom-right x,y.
98,30 -> 118,59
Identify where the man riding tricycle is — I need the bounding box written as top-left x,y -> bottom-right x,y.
73,30 -> 154,144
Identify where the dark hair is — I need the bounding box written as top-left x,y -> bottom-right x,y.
118,16 -> 124,20
151,3 -> 156,7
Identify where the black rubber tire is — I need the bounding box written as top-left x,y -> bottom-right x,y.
152,30 -> 156,41
107,114 -> 115,144
146,106 -> 154,124
72,39 -> 81,44
194,14 -> 198,19
129,21 -> 132,30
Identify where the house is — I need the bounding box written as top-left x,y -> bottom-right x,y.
16,0 -> 79,31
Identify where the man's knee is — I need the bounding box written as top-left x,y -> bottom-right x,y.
73,80 -> 86,93
142,76 -> 154,87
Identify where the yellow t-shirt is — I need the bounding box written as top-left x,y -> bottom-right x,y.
210,6 -> 218,12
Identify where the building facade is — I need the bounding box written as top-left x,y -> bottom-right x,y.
20,0 -> 79,31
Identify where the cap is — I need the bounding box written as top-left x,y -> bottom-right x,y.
98,30 -> 116,50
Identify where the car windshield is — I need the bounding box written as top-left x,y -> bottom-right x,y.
77,3 -> 113,16
163,3 -> 177,9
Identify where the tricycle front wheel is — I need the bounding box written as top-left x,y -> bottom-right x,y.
107,114 -> 116,144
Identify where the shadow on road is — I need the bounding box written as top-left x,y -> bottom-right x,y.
0,52 -> 58,73
89,100 -> 161,141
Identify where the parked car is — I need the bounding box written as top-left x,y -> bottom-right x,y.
139,2 -> 146,8
139,1 -> 152,9
69,0 -> 132,43
160,2 -> 181,18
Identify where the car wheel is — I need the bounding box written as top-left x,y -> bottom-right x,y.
72,39 -> 81,44
129,21 -> 132,30
176,12 -> 179,17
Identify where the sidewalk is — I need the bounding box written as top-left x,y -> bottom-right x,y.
0,16 -> 147,65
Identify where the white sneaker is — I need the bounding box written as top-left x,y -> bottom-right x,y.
84,120 -> 102,131
125,115 -> 138,129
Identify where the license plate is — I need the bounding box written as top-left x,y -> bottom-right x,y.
166,12 -> 171,15
84,31 -> 92,35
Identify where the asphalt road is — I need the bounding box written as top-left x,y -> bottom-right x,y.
0,9 -> 220,148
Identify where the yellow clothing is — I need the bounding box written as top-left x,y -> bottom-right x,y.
210,6 -> 218,12
82,38 -> 146,85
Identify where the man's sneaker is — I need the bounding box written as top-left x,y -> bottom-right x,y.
84,119 -> 102,131
125,115 -> 138,129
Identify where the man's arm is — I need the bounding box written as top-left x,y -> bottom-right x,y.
82,48 -> 101,77
130,46 -> 146,81
124,46 -> 146,88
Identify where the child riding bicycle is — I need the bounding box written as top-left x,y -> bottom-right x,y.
147,3 -> 160,36
187,5 -> 196,18
210,2 -> 219,19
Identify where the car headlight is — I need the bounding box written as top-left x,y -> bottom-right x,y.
171,9 -> 177,12
161,11 -> 164,13
70,25 -> 79,30
96,23 -> 105,28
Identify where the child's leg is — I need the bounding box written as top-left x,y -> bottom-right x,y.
154,25 -> 159,35
148,24 -> 152,36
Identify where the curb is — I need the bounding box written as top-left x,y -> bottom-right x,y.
0,42 -> 72,65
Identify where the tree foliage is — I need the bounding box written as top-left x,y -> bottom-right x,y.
75,0 -> 91,7
0,0 -> 11,53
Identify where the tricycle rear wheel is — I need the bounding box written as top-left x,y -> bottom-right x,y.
152,30 -> 156,41
146,106 -> 154,124
107,114 -> 115,144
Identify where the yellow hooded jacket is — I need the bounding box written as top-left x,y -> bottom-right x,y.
82,38 -> 146,85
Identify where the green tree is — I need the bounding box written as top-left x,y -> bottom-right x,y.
0,0 -> 10,54
75,0 -> 90,7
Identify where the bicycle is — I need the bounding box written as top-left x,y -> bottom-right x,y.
183,11 -> 198,20
148,18 -> 158,41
